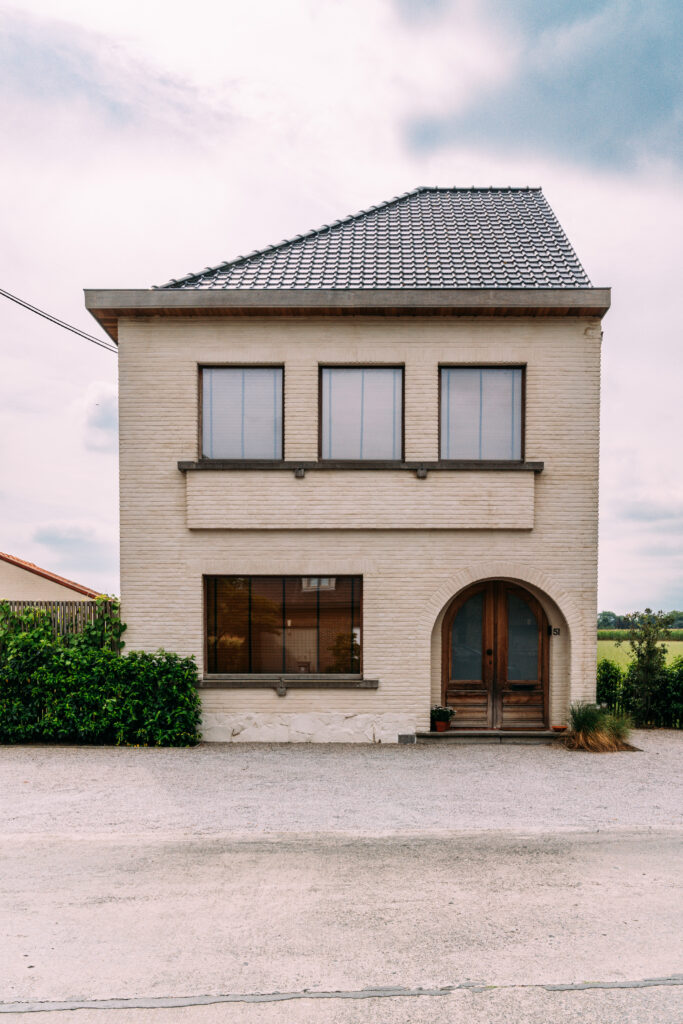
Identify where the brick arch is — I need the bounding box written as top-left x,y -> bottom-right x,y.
423,562 -> 585,723
419,562 -> 582,640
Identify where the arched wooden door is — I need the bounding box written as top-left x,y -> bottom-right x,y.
442,581 -> 549,730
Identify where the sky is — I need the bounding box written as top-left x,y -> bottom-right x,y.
0,0 -> 681,610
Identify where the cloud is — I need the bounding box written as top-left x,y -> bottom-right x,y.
1,0 -> 682,614
405,0 -> 683,167
639,541 -> 683,557
81,384 -> 118,453
619,501 -> 683,525
33,524 -> 118,584
0,8 -> 218,136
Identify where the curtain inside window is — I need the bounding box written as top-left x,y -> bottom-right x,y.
322,368 -> 402,460
440,367 -> 522,460
206,576 -> 362,674
202,367 -> 282,459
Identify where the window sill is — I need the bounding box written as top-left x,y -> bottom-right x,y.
179,459 -> 543,475
199,674 -> 379,695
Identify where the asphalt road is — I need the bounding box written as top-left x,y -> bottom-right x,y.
1,734 -> 681,1022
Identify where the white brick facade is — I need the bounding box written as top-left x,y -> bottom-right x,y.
117,313 -> 601,741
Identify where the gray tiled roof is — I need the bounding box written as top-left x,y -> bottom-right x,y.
158,187 -> 591,290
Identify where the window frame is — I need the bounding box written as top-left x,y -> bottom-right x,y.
437,364 -> 526,464
203,573 -> 364,678
318,364 -> 405,463
198,364 -> 285,462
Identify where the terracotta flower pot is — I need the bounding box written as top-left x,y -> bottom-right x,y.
435,720 -> 449,732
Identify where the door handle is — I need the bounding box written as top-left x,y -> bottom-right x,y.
486,649 -> 493,656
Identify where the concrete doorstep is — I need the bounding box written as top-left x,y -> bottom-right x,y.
417,730 -> 563,744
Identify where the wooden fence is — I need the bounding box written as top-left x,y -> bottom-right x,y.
4,600 -> 115,637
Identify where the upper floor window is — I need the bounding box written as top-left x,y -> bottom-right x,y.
202,367 -> 283,460
321,367 -> 403,461
440,367 -> 523,461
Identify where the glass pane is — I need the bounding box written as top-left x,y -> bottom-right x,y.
451,591 -> 483,680
440,368 -> 522,460
202,368 -> 282,459
322,368 -> 402,460
481,369 -> 522,459
284,578 -> 319,673
202,369 -> 243,459
441,368 -> 481,459
206,576 -> 250,673
318,577 -> 362,673
507,592 -> 539,681
251,578 -> 285,672
243,370 -> 283,459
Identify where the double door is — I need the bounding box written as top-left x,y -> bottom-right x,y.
442,581 -> 548,730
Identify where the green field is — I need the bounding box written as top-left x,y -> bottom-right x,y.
597,639 -> 683,668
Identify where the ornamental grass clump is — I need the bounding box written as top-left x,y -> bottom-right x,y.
565,701 -> 634,752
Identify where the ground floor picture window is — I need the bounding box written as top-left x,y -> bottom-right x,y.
205,576 -> 362,674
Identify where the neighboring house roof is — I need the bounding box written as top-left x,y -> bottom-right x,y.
0,551 -> 100,599
158,187 -> 591,292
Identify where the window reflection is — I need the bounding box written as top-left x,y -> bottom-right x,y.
451,591 -> 483,680
206,576 -> 362,674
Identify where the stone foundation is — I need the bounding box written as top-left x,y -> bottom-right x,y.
201,712 -> 417,744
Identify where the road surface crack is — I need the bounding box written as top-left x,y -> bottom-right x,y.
2,975 -> 682,1013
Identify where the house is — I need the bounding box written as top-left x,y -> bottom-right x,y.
0,551 -> 100,601
85,187 -> 610,743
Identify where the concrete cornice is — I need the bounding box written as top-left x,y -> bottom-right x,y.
84,287 -> 611,342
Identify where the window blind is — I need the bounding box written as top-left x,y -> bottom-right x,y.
322,367 -> 402,460
202,367 -> 283,459
440,367 -> 522,460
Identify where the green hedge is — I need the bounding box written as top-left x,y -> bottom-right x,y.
0,602 -> 201,746
598,629 -> 683,640
597,656 -> 683,729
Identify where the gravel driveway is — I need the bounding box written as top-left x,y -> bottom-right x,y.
1,729 -> 681,836
1,731 -> 681,1024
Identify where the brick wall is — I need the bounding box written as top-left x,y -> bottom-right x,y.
118,314 -> 601,735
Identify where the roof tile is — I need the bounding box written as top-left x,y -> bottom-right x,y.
158,187 -> 590,291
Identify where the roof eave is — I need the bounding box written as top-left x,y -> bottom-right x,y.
85,287 -> 611,342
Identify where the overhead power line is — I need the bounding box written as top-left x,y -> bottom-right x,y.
0,287 -> 117,354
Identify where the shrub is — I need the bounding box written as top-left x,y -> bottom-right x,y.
565,701 -> 633,752
667,657 -> 683,729
597,655 -> 682,730
596,658 -> 623,709
621,661 -> 672,728
0,602 -> 201,746
616,609 -> 673,722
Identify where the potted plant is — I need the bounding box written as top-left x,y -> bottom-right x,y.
431,705 -> 455,732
